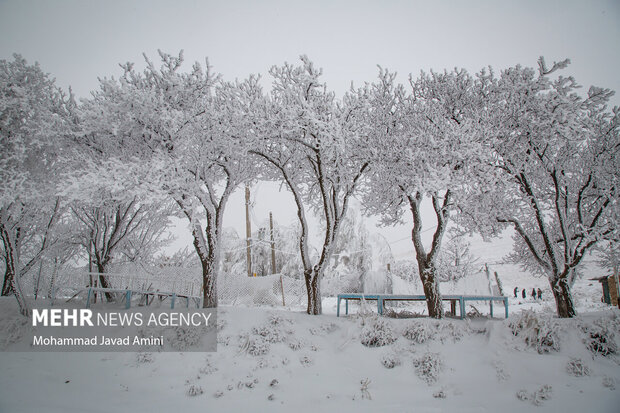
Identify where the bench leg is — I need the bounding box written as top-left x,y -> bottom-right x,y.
490,300 -> 494,318
345,299 -> 349,315
460,298 -> 465,319
171,293 -> 176,309
378,298 -> 383,316
504,299 -> 509,318
337,298 -> 340,317
450,300 -> 456,316
125,290 -> 132,310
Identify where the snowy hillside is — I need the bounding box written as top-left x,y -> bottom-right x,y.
1,294 -> 619,412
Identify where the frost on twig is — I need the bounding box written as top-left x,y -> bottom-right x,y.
537,56 -> 570,76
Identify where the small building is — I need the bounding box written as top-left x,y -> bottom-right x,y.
591,275 -> 619,306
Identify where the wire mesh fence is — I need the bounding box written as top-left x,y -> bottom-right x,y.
21,263 -> 308,309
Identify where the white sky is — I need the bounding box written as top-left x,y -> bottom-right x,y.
1,0 -> 619,262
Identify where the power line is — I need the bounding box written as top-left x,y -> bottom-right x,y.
387,225 -> 438,245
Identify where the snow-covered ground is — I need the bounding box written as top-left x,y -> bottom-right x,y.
0,258 -> 618,412
1,270 -> 619,413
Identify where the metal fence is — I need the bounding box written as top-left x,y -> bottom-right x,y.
26,264 -> 307,309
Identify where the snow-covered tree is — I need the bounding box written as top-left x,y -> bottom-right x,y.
469,58 -> 620,318
326,205 -> 372,293
250,56 -> 370,314
220,219 -> 304,279
155,246 -> 199,269
594,241 -> 619,277
76,51 -> 260,308
68,197 -> 172,301
0,55 -> 74,315
363,68 -> 491,318
436,235 -> 479,283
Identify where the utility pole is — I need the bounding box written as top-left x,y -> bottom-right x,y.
270,212 -> 277,274
245,185 -> 252,277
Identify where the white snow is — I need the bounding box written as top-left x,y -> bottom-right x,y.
1,267 -> 619,413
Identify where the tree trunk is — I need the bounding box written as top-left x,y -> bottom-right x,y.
550,276 -> 576,318
201,256 -> 218,308
96,262 -> 115,303
408,191 -> 450,319
4,252 -> 28,316
1,231 -> 29,315
11,271 -> 29,316
306,267 -> 322,315
2,265 -> 13,296
419,263 -> 444,318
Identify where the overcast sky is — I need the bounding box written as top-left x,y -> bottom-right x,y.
1,0 -> 619,261
1,0 -> 619,100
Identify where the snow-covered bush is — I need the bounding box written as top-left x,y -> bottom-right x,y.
288,338 -> 303,350
299,355 -> 313,366
309,322 -> 338,336
566,358 -> 590,377
239,334 -> 270,356
516,390 -> 529,402
254,358 -> 270,370
252,324 -> 287,343
403,321 -> 436,344
532,385 -> 553,406
602,376 -> 616,390
186,384 -> 204,397
247,338 -> 270,356
437,322 -> 465,342
384,308 -> 421,318
581,318 -> 617,357
402,320 -> 464,344
432,389 -> 447,399
380,352 -> 402,369
268,314 -> 292,326
509,310 -> 561,353
360,318 -> 397,347
168,325 -> 205,351
516,385 -> 553,406
413,352 -> 443,384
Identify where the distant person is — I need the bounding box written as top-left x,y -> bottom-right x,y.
514,287 -> 519,298
522,289 -> 526,299
537,288 -> 542,300
532,288 -> 537,300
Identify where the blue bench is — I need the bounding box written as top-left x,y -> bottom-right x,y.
336,293 -> 508,319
